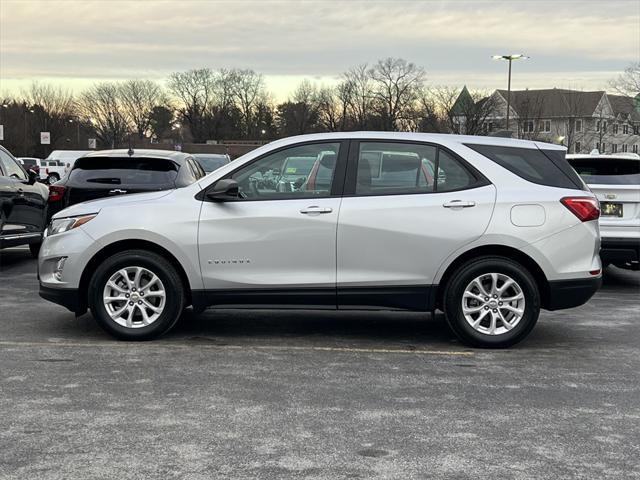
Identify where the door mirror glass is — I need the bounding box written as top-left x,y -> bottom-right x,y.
206,179 -> 240,201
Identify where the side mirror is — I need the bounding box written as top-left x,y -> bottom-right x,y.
206,179 -> 240,202
27,169 -> 39,185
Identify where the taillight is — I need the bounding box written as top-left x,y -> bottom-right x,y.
46,168 -> 49,175
561,196 -> 600,222
48,185 -> 66,202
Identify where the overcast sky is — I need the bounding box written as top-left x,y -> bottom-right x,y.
1,0 -> 638,99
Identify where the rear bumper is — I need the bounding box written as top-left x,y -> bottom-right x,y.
39,285 -> 84,314
600,237 -> 640,264
545,277 -> 602,311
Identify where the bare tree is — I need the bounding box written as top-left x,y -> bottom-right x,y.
276,80 -> 320,136
342,64 -> 374,129
77,83 -> 130,148
119,80 -> 167,139
427,86 -> 462,133
167,68 -> 217,143
316,86 -> 340,132
610,62 -> 640,97
23,82 -> 76,147
230,69 -> 266,138
370,57 -> 426,131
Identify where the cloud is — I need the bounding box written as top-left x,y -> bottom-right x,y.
1,0 -> 638,94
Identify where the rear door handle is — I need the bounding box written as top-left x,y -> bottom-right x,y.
300,206 -> 333,215
443,200 -> 476,208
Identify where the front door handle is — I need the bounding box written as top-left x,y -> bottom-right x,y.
300,206 -> 333,215
443,200 -> 476,208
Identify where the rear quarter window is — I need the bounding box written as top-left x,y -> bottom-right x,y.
70,157 -> 179,186
466,144 -> 584,190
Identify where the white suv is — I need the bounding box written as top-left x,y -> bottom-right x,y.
39,133 -> 602,348
567,152 -> 640,271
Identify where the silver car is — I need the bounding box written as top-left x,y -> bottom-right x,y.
39,133 -> 602,348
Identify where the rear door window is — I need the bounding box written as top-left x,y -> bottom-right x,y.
466,144 -> 583,189
356,142 -> 436,195
354,142 -> 480,195
568,158 -> 640,185
70,157 -> 179,186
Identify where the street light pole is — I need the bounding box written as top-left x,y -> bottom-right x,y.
492,54 -> 529,132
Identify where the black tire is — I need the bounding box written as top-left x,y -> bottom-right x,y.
88,249 -> 185,340
48,173 -> 60,184
29,242 -> 41,258
443,256 -> 540,348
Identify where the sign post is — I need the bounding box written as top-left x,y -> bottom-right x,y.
0,125 -> 4,141
88,138 -> 97,149
40,132 -> 51,145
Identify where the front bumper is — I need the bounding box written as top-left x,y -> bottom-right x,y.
545,277 -> 602,311
600,237 -> 640,264
39,285 -> 84,314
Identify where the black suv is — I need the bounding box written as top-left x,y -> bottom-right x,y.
0,145 -> 49,257
47,149 -> 206,220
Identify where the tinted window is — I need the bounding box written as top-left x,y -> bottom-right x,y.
231,143 -> 339,199
356,142 -> 436,195
467,144 -> 579,189
568,158 -> 640,185
70,157 -> 179,186
0,150 -> 27,180
21,159 -> 38,168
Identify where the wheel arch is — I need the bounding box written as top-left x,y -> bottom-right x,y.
78,239 -> 193,314
435,244 -> 550,310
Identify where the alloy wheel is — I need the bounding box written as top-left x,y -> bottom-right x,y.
461,272 -> 526,335
102,266 -> 166,328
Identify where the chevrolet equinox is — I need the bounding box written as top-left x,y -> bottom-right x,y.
39,133 -> 602,347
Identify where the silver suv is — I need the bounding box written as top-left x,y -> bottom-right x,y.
39,133 -> 602,348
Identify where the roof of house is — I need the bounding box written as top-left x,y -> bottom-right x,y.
496,88 -> 606,118
607,94 -> 640,121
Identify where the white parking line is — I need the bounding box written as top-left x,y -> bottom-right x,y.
0,341 -> 473,356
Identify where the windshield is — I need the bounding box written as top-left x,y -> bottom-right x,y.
196,156 -> 229,172
281,157 -> 316,177
70,157 -> 179,186
568,158 -> 640,185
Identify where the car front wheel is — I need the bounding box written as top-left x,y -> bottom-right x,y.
89,250 -> 185,340
443,256 -> 540,348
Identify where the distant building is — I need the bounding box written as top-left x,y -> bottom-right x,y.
453,87 -> 640,154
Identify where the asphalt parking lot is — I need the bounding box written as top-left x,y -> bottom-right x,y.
1,247 -> 639,479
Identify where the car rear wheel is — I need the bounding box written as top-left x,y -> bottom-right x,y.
443,256 -> 540,348
89,250 -> 185,340
48,173 -> 60,183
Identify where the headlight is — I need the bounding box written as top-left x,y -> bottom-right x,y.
47,214 -> 97,237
